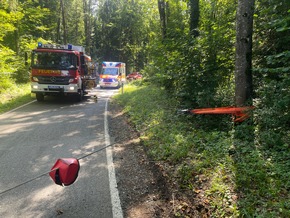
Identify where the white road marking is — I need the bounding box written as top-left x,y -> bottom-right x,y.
0,100 -> 36,117
105,97 -> 124,218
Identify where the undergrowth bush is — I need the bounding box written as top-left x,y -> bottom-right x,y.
114,83 -> 290,217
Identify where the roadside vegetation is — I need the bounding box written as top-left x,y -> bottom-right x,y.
114,82 -> 289,217
1,0 -> 289,217
0,83 -> 31,114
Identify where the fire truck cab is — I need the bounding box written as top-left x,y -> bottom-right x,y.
30,43 -> 93,101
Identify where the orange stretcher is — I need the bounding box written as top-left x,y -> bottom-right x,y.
188,106 -> 255,123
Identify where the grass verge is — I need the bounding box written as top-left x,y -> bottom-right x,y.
113,83 -> 290,217
0,83 -> 32,114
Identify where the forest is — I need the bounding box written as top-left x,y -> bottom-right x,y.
0,0 -> 289,217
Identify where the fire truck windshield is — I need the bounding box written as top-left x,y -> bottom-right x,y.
102,68 -> 118,75
31,51 -> 78,70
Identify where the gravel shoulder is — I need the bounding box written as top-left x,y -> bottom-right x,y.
108,100 -> 210,218
108,100 -> 173,218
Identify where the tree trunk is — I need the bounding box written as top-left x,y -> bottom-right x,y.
158,0 -> 167,39
235,0 -> 255,106
14,22 -> 19,55
83,0 -> 92,54
189,0 -> 199,38
56,15 -> 61,43
60,0 -> 67,44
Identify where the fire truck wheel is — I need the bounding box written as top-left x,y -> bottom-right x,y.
36,93 -> 44,102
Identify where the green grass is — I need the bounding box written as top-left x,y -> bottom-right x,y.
2,82 -> 289,217
114,83 -> 290,217
0,83 -> 33,114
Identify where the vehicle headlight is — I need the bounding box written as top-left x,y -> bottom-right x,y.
32,77 -> 39,82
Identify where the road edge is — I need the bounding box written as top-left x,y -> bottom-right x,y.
105,97 -> 124,218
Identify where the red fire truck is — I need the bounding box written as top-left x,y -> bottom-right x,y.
30,43 -> 94,101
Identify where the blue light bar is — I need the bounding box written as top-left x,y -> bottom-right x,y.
68,44 -> 72,50
38,42 -> 43,48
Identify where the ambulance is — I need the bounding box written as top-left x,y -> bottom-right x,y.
99,62 -> 126,88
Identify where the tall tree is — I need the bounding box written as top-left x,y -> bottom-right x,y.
189,0 -> 199,38
66,0 -> 85,45
83,0 -> 92,54
235,0 -> 255,106
158,0 -> 167,39
60,0 -> 67,44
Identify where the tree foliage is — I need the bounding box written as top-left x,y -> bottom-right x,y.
0,0 -> 289,215
93,0 -> 157,71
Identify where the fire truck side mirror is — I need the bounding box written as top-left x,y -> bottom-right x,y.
80,55 -> 88,75
80,55 -> 85,65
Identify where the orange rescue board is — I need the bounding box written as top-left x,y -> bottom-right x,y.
190,106 -> 255,123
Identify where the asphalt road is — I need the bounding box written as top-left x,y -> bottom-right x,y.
0,87 -> 122,218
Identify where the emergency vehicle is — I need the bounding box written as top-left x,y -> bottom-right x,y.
99,62 -> 126,88
30,43 -> 95,101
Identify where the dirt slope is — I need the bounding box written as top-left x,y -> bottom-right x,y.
108,100 -> 209,218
